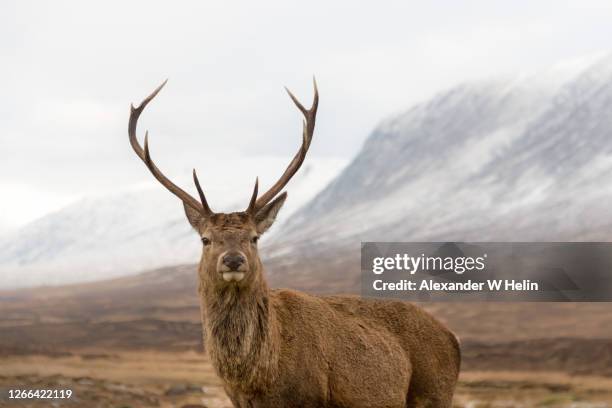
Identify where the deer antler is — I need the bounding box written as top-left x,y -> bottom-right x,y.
250,77 -> 319,213
246,177 -> 259,214
129,80 -> 213,216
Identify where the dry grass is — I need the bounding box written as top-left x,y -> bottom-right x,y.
1,351 -> 612,407
0,350 -> 231,407
2,265 -> 612,406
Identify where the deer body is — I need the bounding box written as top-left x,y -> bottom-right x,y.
128,80 -> 460,407
202,284 -> 460,407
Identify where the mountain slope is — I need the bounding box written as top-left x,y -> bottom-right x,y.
273,55 -> 612,258
0,158 -> 346,288
4,55 -> 612,289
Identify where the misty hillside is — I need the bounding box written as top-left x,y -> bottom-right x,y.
4,54 -> 612,289
0,158 -> 346,289
272,54 -> 612,257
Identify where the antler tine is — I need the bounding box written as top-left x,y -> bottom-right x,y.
193,169 -> 214,215
254,78 -> 319,211
129,81 -> 209,215
246,177 -> 259,214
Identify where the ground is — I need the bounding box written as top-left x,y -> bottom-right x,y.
0,265 -> 611,407
1,351 -> 612,407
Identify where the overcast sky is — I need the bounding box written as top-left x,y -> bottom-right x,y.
2,0 -> 612,230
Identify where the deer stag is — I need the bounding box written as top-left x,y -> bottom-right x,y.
128,79 -> 460,407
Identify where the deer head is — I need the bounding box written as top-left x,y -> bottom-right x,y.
128,79 -> 318,289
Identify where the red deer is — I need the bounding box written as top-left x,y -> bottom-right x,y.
128,79 -> 461,407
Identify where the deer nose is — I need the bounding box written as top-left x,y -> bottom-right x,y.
222,252 -> 245,271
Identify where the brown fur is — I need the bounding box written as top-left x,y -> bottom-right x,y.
189,207 -> 460,408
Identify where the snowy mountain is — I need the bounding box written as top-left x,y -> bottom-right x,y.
0,158 -> 346,288
272,54 -> 612,259
5,54 -> 612,289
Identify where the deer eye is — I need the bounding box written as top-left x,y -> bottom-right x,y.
251,236 -> 259,244
201,237 -> 211,246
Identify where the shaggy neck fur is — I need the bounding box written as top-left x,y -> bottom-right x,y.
199,264 -> 280,394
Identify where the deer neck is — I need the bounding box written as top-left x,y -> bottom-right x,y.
199,266 -> 279,393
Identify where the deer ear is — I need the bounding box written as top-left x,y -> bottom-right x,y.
254,192 -> 287,234
183,202 -> 205,230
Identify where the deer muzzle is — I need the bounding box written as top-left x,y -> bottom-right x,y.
218,251 -> 247,282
